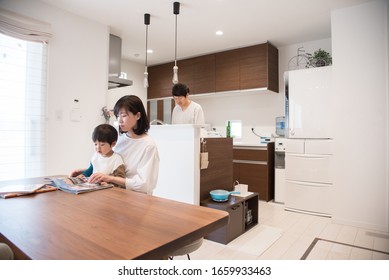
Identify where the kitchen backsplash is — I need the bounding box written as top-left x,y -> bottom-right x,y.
192,89 -> 284,144
209,125 -> 276,145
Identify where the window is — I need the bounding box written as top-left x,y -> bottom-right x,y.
0,33 -> 48,180
226,120 -> 242,140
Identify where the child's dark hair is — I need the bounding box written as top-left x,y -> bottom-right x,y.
92,124 -> 118,145
172,83 -> 190,97
113,95 -> 150,135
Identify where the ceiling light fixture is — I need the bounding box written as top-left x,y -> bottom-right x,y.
144,13 -> 150,88
216,30 -> 223,36
172,2 -> 180,84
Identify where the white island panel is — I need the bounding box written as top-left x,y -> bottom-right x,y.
149,125 -> 201,205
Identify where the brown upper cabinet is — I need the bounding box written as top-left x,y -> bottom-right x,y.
239,43 -> 278,92
148,62 -> 174,99
147,42 -> 278,99
193,54 -> 215,94
215,49 -> 240,92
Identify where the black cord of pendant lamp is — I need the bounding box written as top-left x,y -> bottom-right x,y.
144,13 -> 150,88
172,2 -> 180,84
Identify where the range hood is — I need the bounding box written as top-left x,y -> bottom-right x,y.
108,34 -> 133,89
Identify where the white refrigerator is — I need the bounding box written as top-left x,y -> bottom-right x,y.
284,66 -> 333,217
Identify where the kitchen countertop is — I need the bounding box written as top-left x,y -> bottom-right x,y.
233,142 -> 272,148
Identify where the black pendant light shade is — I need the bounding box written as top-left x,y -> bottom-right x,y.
144,13 -> 150,25
174,2 -> 180,15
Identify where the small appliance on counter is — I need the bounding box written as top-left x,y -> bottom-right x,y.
275,116 -> 285,136
251,128 -> 273,144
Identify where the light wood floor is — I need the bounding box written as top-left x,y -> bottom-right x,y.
173,201 -> 389,260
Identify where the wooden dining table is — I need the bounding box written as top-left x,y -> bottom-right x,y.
0,177 -> 229,260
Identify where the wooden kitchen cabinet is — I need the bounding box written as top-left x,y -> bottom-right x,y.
239,43 -> 279,92
193,54 -> 215,94
200,192 -> 259,244
175,57 -> 194,91
215,49 -> 240,92
148,62 -> 174,99
233,143 -> 275,201
147,42 -> 278,100
215,42 -> 279,92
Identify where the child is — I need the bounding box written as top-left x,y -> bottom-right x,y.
70,124 -> 125,186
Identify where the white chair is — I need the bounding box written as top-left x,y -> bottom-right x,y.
168,238 -> 204,260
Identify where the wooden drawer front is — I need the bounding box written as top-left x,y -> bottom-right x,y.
239,163 -> 268,199
233,148 -> 267,161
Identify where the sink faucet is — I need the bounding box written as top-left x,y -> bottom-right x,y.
150,119 -> 166,125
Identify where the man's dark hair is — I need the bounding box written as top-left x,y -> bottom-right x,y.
172,83 -> 190,97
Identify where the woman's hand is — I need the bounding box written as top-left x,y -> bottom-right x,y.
88,173 -> 110,184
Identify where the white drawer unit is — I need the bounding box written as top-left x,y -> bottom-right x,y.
285,153 -> 332,184
285,180 -> 331,216
285,138 -> 333,217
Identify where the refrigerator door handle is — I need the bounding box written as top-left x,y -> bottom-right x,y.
287,154 -> 329,159
286,180 -> 332,187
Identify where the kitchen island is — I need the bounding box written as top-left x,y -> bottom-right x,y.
0,177 -> 228,260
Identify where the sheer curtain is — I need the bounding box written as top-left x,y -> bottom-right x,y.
0,9 -> 51,181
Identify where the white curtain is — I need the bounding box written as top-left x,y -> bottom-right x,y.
0,9 -> 50,181
0,8 -> 52,43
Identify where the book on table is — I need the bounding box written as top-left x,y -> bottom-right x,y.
51,176 -> 113,194
0,183 -> 57,199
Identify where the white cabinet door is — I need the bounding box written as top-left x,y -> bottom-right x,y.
287,66 -> 333,139
285,153 -> 332,184
285,180 -> 331,216
304,139 -> 333,155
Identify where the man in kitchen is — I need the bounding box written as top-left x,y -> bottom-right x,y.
171,83 -> 205,125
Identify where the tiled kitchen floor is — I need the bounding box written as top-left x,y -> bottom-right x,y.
173,201 -> 389,260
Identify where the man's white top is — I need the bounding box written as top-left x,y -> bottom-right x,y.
172,100 -> 205,125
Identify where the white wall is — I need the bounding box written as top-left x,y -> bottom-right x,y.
2,0 -> 146,176
193,38 -> 331,144
331,0 -> 388,232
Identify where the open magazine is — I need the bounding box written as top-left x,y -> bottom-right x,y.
51,176 -> 113,194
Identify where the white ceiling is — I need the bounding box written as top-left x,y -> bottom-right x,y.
41,0 -> 373,65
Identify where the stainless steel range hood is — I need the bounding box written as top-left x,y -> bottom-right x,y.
108,34 -> 133,89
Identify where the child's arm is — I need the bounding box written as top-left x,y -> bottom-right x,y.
81,163 -> 93,177
69,163 -> 93,177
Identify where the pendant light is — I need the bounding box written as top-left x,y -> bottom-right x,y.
172,2 -> 180,84
144,13 -> 150,88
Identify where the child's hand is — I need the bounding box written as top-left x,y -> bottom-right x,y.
76,174 -> 87,182
69,169 -> 83,177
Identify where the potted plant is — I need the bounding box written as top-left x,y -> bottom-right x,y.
307,48 -> 332,67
